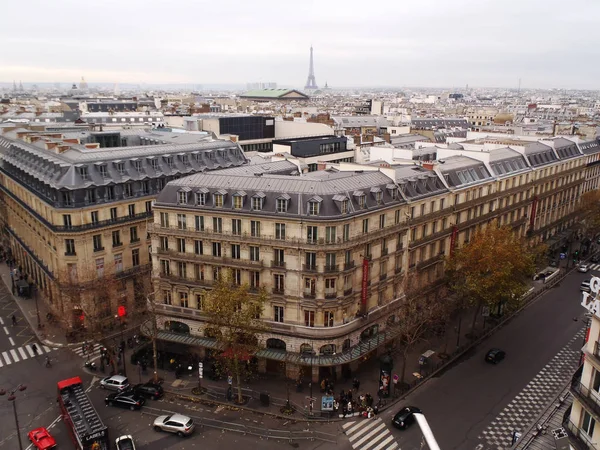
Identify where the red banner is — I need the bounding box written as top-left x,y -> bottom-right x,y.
529,196 -> 538,231
361,257 -> 369,308
450,225 -> 459,256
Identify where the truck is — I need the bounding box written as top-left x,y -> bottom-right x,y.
57,377 -> 109,450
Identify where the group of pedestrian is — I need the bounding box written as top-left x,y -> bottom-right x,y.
320,377 -> 335,395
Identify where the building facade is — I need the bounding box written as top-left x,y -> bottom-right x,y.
0,124 -> 247,329
149,135 -> 589,381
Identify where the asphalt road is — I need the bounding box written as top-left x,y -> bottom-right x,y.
377,268 -> 590,450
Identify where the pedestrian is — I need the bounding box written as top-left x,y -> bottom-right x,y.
45,356 -> 51,368
11,314 -> 16,326
32,343 -> 38,355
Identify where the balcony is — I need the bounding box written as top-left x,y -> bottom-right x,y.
303,292 -> 316,299
155,248 -> 264,269
303,264 -> 319,273
343,261 -> 356,271
158,273 -> 214,288
343,288 -> 353,296
325,291 -> 337,299
153,302 -> 206,321
380,273 -> 387,281
93,246 -> 105,253
395,267 -> 403,274
324,264 -> 339,273
272,260 -> 286,269
381,248 -> 388,256
272,288 -> 285,296
564,420 -> 598,450
572,381 -> 600,422
417,254 -> 445,270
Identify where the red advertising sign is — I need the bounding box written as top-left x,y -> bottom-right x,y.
449,225 -> 459,256
361,257 -> 369,307
529,196 -> 538,231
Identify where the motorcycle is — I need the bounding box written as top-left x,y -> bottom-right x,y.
84,360 -> 97,371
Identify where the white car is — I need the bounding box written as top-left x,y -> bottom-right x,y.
115,435 -> 136,450
100,375 -> 130,392
578,264 -> 590,273
153,413 -> 195,437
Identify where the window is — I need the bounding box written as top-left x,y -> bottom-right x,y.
276,198 -> 288,213
274,248 -> 285,266
324,311 -> 334,327
132,249 -> 140,267
195,192 -> 206,206
160,212 -> 169,227
112,230 -> 122,247
251,196 -> 263,210
375,191 -> 383,204
231,244 -> 241,259
165,157 -> 174,169
141,181 -> 149,195
343,224 -> 350,242
307,226 -> 318,243
116,162 -> 126,175
159,236 -> 169,250
65,239 -> 76,255
195,215 -> 204,231
214,194 -> 224,208
250,246 -> 260,261
177,238 -> 186,253
179,292 -> 189,308
582,410 -> 595,437
163,290 -> 172,305
124,183 -> 133,198
62,192 -> 73,206
308,201 -> 320,216
250,271 -> 260,289
160,260 -> 170,276
194,264 -> 204,281
325,226 -> 336,243
274,306 -> 284,323
194,240 -> 203,255
305,252 -> 317,269
440,198 -> 445,209
358,194 -> 367,208
99,165 -> 108,178
150,159 -> 159,171
251,220 -> 261,237
114,254 -> 123,273
275,223 -> 286,240
212,242 -> 222,257
128,204 -> 135,217
177,214 -> 187,230
233,195 -> 243,209
93,235 -> 103,252
232,269 -> 241,285
304,311 -> 315,327
95,258 -> 104,277
362,218 -> 369,234
195,293 -> 204,310
341,199 -> 349,214
395,210 -> 400,224
91,211 -> 99,224
178,261 -> 187,278
106,186 -> 115,201
232,219 -> 242,236
325,253 -> 336,270
213,217 -> 222,233
130,226 -> 139,242
79,166 -> 88,180
273,274 -> 285,293
157,178 -> 165,190
379,214 -> 385,229
63,214 -> 72,229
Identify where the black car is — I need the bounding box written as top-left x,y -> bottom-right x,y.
485,348 -> 506,364
392,406 -> 421,430
132,382 -> 164,400
105,392 -> 146,410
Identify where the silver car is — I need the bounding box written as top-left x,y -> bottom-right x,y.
100,375 -> 130,392
578,264 -> 590,273
153,413 -> 194,437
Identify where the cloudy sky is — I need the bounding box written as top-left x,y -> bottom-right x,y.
1,0 -> 599,89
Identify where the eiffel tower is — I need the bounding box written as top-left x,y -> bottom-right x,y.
304,46 -> 318,90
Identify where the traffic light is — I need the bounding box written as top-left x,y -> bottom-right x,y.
117,305 -> 126,317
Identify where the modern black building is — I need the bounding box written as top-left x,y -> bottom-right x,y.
272,135 -> 348,158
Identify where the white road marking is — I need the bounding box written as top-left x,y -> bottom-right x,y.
9,337 -> 14,346
371,437 -> 395,450
10,349 -> 19,362
353,423 -> 387,447
2,352 -> 11,365
3,327 -> 8,335
25,345 -> 35,357
349,420 -> 381,442
0,358 -> 3,367
0,317 -> 4,325
42,345 -> 51,353
17,347 -> 27,359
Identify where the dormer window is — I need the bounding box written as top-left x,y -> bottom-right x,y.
115,162 -> 126,175
150,158 -> 159,170
252,192 -> 266,211
193,153 -> 202,163
232,191 -> 246,210
195,188 -> 208,206
98,165 -> 108,178
353,191 -> 367,208
342,199 -> 349,214
307,197 -> 322,216
165,156 -> 174,169
386,184 -> 397,200
79,166 -> 89,181
333,194 -> 349,214
181,155 -> 189,167
214,190 -> 226,208
276,194 -> 290,213
178,189 -> 189,204
370,187 -> 382,204
134,160 -> 143,172
123,183 -> 133,198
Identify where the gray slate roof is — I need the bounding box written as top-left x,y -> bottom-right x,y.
437,155 -> 494,188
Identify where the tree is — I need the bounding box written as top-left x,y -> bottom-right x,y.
578,190 -> 600,239
446,221 -> 536,335
396,272 -> 447,386
203,271 -> 268,404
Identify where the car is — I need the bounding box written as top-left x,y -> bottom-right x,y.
115,434 -> 137,450
132,381 -> 164,400
485,348 -> 506,364
581,281 -> 591,292
28,427 -> 56,450
105,392 -> 146,410
153,413 -> 195,437
578,264 -> 590,273
100,375 -> 130,391
392,406 -> 421,430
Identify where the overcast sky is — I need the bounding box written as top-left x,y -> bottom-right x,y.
1,0 -> 599,89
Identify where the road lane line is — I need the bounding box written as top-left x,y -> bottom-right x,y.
0,317 -> 3,325
18,347 -> 27,359
353,422 -> 386,448
9,337 -> 14,346
0,358 -> 3,367
25,345 -> 35,357
2,352 -> 11,365
10,349 -> 19,362
3,326 -> 8,335
349,419 -> 381,442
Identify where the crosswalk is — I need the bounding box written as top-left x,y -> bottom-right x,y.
342,418 -> 399,450
71,343 -> 103,361
588,263 -> 600,271
0,344 -> 55,367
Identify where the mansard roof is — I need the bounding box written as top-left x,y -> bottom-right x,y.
437,155 -> 494,188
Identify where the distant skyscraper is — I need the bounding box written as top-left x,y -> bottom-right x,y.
304,46 -> 318,90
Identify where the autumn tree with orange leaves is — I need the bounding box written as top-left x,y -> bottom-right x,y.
446,221 -> 536,333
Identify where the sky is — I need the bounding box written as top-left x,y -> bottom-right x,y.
1,0 -> 599,89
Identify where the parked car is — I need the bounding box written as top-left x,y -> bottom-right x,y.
132,381 -> 164,400
28,427 -> 56,450
115,435 -> 136,450
578,264 -> 590,273
392,406 -> 421,430
100,375 -> 130,392
105,392 -> 146,410
485,348 -> 506,364
581,280 -> 591,292
153,413 -> 195,437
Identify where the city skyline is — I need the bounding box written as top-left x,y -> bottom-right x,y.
1,0 -> 599,90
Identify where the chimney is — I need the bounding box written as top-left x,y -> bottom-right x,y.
422,162 -> 436,170
317,162 -> 327,171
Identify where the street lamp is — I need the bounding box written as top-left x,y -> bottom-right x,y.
116,306 -> 127,377
0,384 -> 27,450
